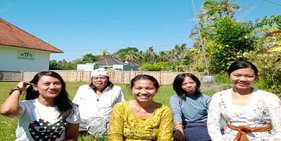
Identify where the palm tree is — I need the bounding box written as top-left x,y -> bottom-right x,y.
174,44 -> 187,59
201,0 -> 240,19
124,50 -> 139,62
144,46 -> 157,63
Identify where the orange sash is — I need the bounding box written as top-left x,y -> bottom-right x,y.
227,124 -> 272,141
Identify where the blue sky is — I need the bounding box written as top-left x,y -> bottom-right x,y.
1,0 -> 280,61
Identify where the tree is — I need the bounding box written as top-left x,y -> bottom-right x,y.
190,0 -> 250,74
206,17 -> 255,73
124,50 -> 139,62
112,47 -> 140,62
49,60 -> 76,70
82,53 -> 98,63
144,46 -> 157,63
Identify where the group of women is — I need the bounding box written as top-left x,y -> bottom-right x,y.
1,60 -> 281,141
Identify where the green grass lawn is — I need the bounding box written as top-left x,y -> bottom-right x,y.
0,81 -> 220,141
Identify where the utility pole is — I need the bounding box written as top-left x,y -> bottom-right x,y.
191,0 -> 209,75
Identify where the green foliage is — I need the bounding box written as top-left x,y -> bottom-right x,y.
139,62 -> 173,71
49,59 -> 76,70
214,74 -> 229,84
244,51 -> 281,97
205,17 -> 256,74
201,0 -> 240,19
82,53 -> 99,63
183,47 -> 206,73
112,47 -> 139,62
255,15 -> 281,29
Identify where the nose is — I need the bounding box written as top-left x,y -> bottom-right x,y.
238,76 -> 247,81
49,83 -> 57,88
139,89 -> 148,94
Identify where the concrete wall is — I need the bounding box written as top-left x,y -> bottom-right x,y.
0,45 -> 50,71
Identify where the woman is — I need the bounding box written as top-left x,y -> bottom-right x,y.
170,73 -> 211,141
207,60 -> 281,141
73,68 -> 124,137
108,74 -> 173,140
0,71 -> 80,141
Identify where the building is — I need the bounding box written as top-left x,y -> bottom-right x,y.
0,18 -> 63,72
77,63 -> 96,71
77,56 -> 139,71
94,56 -> 139,71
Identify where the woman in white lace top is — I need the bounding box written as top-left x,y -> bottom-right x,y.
207,60 -> 281,141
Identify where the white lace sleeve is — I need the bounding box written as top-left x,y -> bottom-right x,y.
266,94 -> 281,139
207,92 -> 224,141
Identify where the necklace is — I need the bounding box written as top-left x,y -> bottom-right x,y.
96,94 -> 101,102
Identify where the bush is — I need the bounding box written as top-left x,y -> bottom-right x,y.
244,51 -> 281,97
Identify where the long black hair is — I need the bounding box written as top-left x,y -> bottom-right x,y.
26,71 -> 74,120
173,73 -> 201,100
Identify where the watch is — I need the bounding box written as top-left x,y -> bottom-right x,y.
9,87 -> 23,95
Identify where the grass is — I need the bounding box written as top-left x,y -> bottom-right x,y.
0,81 -> 222,141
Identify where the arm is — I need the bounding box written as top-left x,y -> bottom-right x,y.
169,95 -> 185,140
117,86 -> 125,102
205,94 -> 212,108
0,82 -> 28,117
108,103 -> 124,140
64,123 -> 79,141
207,93 -> 224,141
72,86 -> 82,104
267,94 -> 281,140
169,95 -> 182,124
158,106 -> 174,141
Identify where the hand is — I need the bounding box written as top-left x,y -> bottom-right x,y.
174,128 -> 185,141
16,81 -> 32,91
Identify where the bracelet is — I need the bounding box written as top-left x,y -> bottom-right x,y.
9,86 -> 23,95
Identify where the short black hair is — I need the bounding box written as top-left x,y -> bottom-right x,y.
173,73 -> 201,100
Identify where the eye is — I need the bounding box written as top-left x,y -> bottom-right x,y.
182,82 -> 188,85
53,82 -> 61,86
246,75 -> 255,78
146,87 -> 155,90
43,82 -> 51,86
134,87 -> 142,90
233,74 -> 241,77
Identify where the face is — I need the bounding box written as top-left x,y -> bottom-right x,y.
181,76 -> 197,94
91,76 -> 108,89
33,76 -> 62,99
229,68 -> 256,90
131,79 -> 157,102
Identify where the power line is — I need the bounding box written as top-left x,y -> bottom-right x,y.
62,42 -> 194,52
263,0 -> 281,7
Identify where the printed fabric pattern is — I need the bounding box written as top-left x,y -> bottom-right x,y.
108,102 -> 173,141
207,88 -> 281,141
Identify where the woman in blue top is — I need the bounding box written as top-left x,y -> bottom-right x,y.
170,73 -> 211,141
